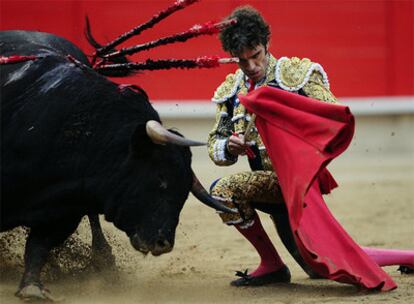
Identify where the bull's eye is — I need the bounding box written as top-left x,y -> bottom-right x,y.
158,174 -> 168,190
160,180 -> 168,190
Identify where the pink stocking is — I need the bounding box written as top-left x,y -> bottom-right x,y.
362,246 -> 414,267
235,213 -> 285,277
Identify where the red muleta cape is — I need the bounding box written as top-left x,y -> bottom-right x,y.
239,86 -> 396,291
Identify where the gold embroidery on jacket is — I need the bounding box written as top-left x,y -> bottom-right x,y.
277,57 -> 313,90
302,72 -> 337,103
211,171 -> 284,226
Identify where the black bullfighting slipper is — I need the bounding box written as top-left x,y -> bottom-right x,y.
397,265 -> 414,274
230,265 -> 291,287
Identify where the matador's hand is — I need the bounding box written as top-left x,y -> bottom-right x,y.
227,134 -> 249,156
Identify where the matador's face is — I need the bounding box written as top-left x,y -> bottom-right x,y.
233,44 -> 268,83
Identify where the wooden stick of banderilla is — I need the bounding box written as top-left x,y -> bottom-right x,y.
243,113 -> 256,142
241,113 -> 257,159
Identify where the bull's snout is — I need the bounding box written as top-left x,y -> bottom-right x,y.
130,233 -> 150,254
152,238 -> 173,256
130,233 -> 173,256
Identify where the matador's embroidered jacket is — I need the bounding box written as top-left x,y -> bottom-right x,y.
207,55 -> 337,171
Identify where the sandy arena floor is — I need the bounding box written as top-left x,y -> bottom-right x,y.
1,120 -> 413,304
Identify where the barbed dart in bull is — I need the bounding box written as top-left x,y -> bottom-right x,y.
102,19 -> 237,60
95,56 -> 239,73
86,0 -> 239,74
95,0 -> 200,57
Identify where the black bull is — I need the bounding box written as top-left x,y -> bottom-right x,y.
0,30 -> 234,300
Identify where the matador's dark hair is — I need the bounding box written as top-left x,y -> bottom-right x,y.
219,6 -> 271,55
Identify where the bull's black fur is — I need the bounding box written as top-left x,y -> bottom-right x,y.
1,30 -> 193,298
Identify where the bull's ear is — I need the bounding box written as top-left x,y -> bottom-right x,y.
130,123 -> 155,158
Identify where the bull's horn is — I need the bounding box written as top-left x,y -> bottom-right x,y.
191,171 -> 237,214
146,120 -> 205,146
